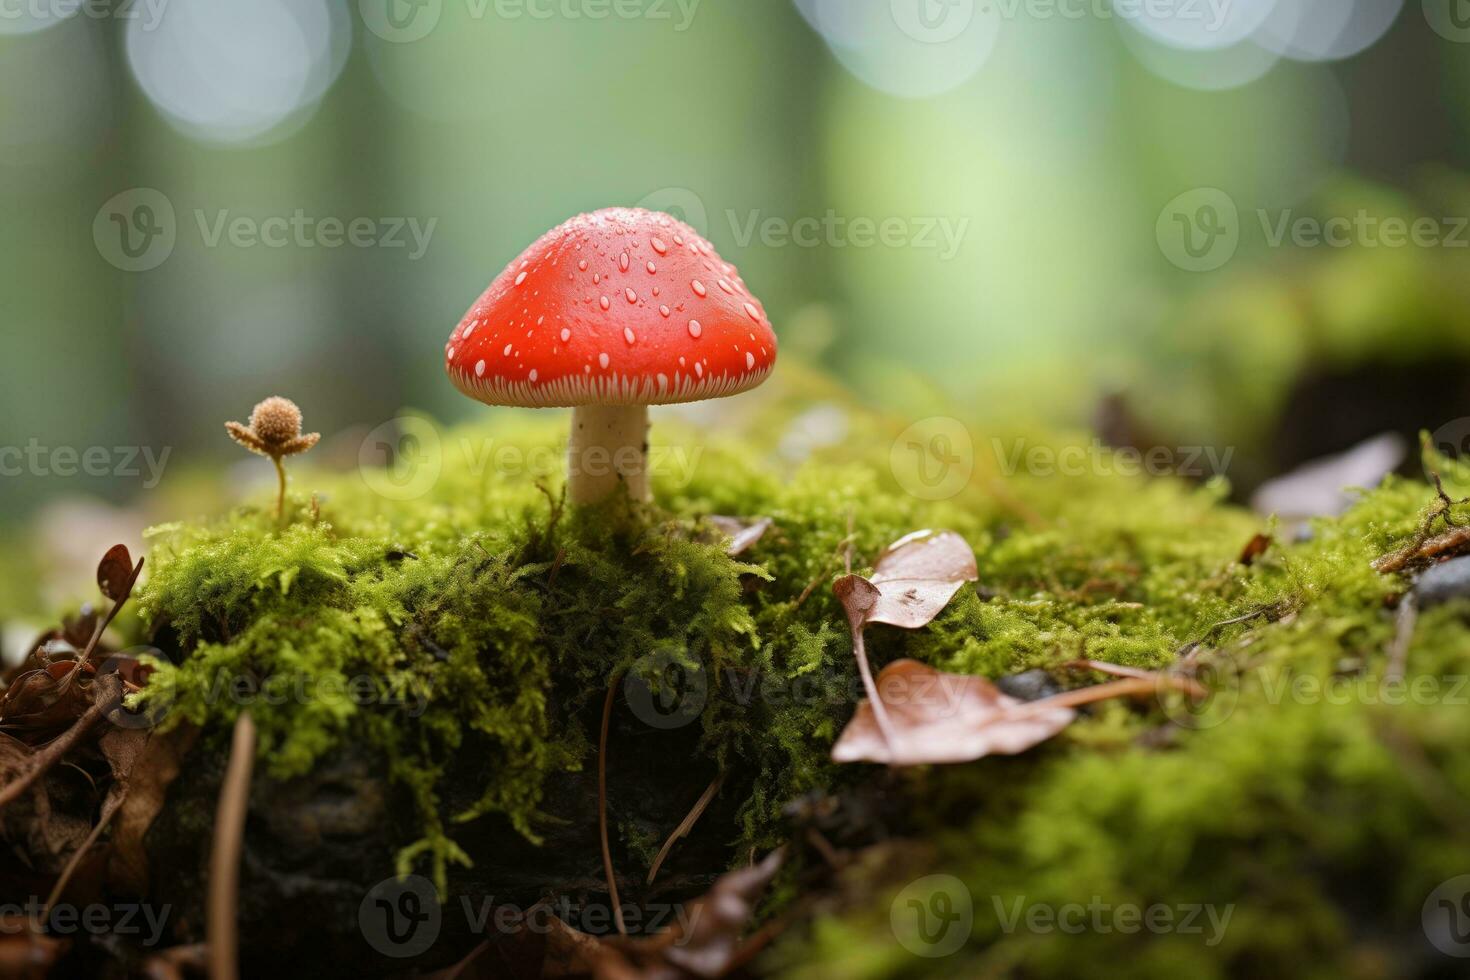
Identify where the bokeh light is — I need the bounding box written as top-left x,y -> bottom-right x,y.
1253,0 -> 1404,62
1116,0 -> 1278,51
794,0 -> 999,99
125,0 -> 350,144
1116,21 -> 1282,92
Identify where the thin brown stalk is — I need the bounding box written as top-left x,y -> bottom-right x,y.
1027,675 -> 1206,713
851,627 -> 898,750
208,713 -> 256,980
647,775 -> 723,885
41,788 -> 126,914
272,456 -> 287,522
598,679 -> 627,935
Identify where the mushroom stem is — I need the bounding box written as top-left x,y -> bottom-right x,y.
568,403 -> 650,505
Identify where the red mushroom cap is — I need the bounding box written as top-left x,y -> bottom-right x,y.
445,208 -> 777,407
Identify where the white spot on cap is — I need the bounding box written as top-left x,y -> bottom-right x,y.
688,319 -> 702,338
600,296 -> 610,310
504,343 -> 513,356
646,261 -> 657,274
692,280 -> 707,297
447,347 -> 455,359
475,359 -> 486,376
651,237 -> 667,255
625,288 -> 637,304
529,369 -> 538,382
619,251 -> 629,272
718,279 -> 734,294
599,352 -> 610,369
514,271 -> 527,286
745,351 -> 755,370
695,362 -> 704,378
560,327 -> 571,342
660,305 -> 671,318
624,327 -> 636,345
744,302 -> 761,321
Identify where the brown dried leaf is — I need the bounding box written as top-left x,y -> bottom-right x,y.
0,665 -> 94,745
707,516 -> 773,557
841,530 -> 978,630
108,724 -> 199,895
662,847 -> 786,977
96,544 -> 134,602
1237,532 -> 1272,567
536,849 -> 786,980
832,660 -> 1075,766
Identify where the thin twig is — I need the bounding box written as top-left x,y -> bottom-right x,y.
851,627 -> 898,750
599,678 -> 627,935
208,713 -> 256,980
0,703 -> 104,811
1062,659 -> 1158,682
647,775 -> 723,885
1025,675 -> 1207,713
40,788 -> 126,915
1385,593 -> 1419,683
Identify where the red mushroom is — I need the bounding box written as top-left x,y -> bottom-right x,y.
445,208 -> 777,505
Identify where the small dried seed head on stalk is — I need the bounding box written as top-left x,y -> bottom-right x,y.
225,396 -> 319,521
225,396 -> 320,459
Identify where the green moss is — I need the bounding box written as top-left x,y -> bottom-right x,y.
767,447 -> 1470,978
121,384 -> 1470,976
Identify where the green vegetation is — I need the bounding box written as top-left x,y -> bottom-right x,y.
117,377 -> 1470,975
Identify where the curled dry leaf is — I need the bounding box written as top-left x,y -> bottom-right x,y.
832,530 -> 979,755
1237,532 -> 1272,567
707,516 -> 773,557
538,848 -> 787,980
96,544 -> 135,603
108,724 -> 199,895
837,530 -> 978,630
831,660 -> 1075,766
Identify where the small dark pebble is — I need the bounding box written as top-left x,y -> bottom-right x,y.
1413,555 -> 1470,608
998,668 -> 1063,702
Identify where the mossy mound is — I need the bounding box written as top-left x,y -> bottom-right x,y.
118,376 -> 1470,977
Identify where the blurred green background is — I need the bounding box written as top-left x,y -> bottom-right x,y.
3,0 -> 1470,566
